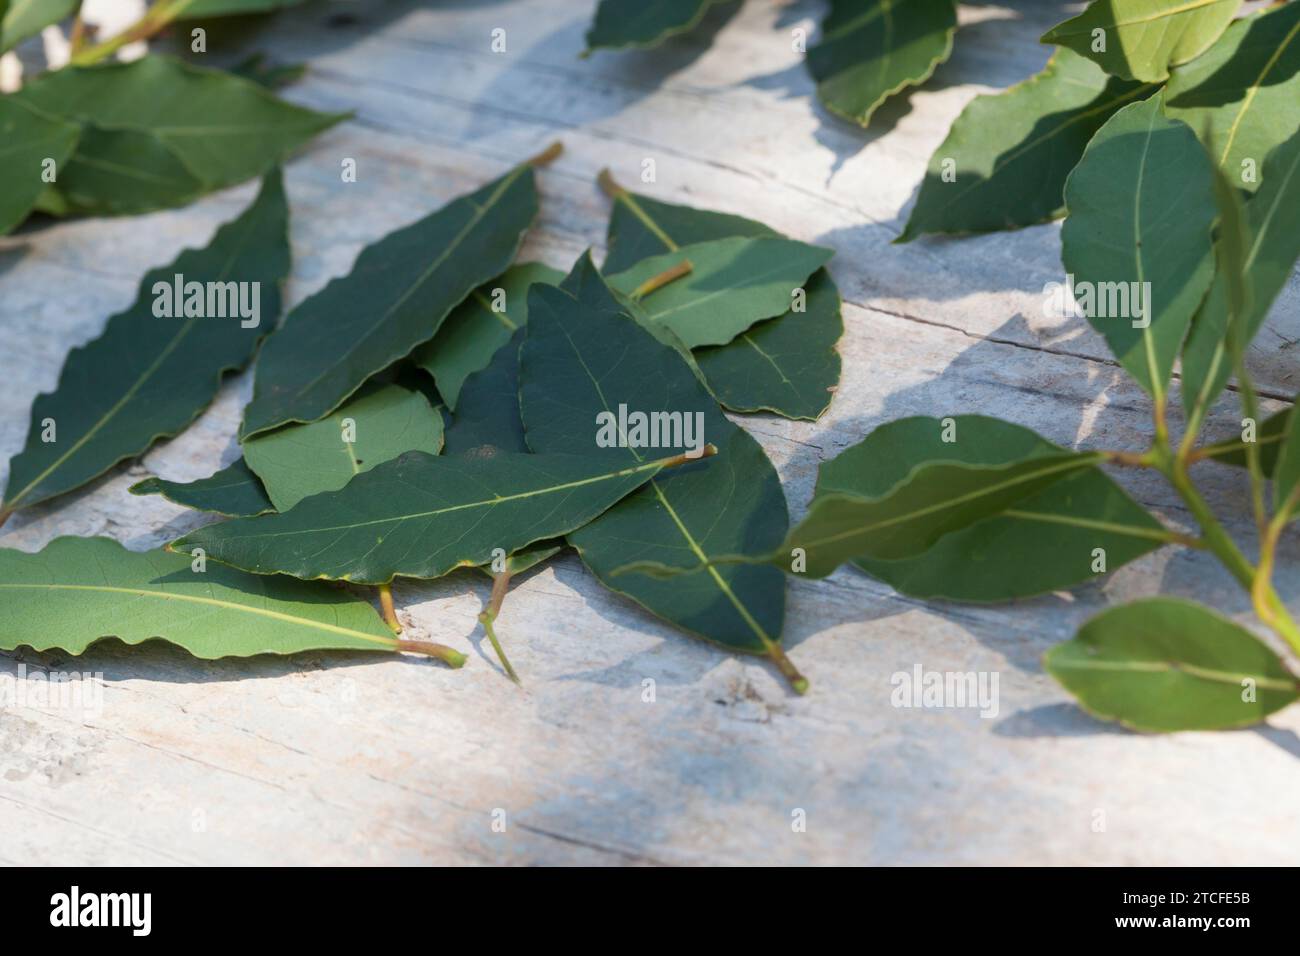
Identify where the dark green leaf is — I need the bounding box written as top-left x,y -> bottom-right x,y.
585,0 -> 715,52
0,95 -> 80,234
602,177 -> 842,420
1165,1 -> 1300,193
1,172 -> 290,519
899,48 -> 1152,241
441,329 -> 530,455
607,236 -> 833,348
519,254 -> 792,662
41,125 -> 204,217
807,0 -> 957,127
241,160 -> 540,438
1041,0 -> 1240,83
178,0 -> 310,18
1181,128 -> 1300,419
413,262 -> 562,411
130,459 -> 274,517
781,419 -> 1103,576
1061,94 -> 1216,399
1045,598 -> 1298,732
1198,408 -> 1288,475
0,536 -> 460,663
243,383 -> 443,512
818,416 -> 1168,601
172,448 -> 692,585
16,55 -> 344,192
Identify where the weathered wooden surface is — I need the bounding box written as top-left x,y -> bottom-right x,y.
2,0 -> 1299,865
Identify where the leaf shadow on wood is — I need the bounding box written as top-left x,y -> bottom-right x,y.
742,0 -> 1043,182
455,1 -> 745,150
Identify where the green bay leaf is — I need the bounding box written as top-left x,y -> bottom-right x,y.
1181,128 -> 1300,419
243,383 -> 443,512
585,0 -> 716,52
0,95 -> 80,234
607,236 -> 833,348
602,178 -> 842,420
1061,94 -> 1216,399
807,0 -> 957,127
1,0 -> 78,54
519,254 -> 795,678
172,449 -> 690,585
41,125 -> 204,217
782,427 -> 1103,577
0,536 -> 462,664
1045,598 -> 1298,732
817,416 -> 1167,600
131,459 -> 274,517
17,55 -> 345,192
899,48 -> 1152,241
1041,0 -> 1240,83
413,262 -> 562,411
1,172 -> 290,520
241,160 -> 540,438
441,329 -> 530,455
1165,1 -> 1300,193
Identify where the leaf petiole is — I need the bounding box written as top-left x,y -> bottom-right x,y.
378,583 -> 401,634
478,569 -> 521,684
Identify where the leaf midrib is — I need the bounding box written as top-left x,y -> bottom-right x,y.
0,581 -> 397,647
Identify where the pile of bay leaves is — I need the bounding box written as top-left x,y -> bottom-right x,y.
0,139 -> 847,692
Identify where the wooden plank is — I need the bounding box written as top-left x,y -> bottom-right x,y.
0,0 -> 1297,865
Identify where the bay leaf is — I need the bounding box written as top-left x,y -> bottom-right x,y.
1181,128 -> 1300,419
40,125 -> 205,217
1060,94 -> 1216,400
131,459 -> 274,517
1045,597 -> 1298,731
0,0 -> 78,54
585,0 -> 716,52
413,262 -> 562,411
1198,408 -> 1287,475
0,536 -> 464,665
606,236 -> 833,348
1041,0 -> 1240,83
171,448 -> 699,585
898,48 -> 1152,241
0,95 -> 80,235
243,383 -> 443,512
778,423 -> 1105,577
519,254 -> 800,687
241,157 -> 542,438
441,329 -> 530,455
807,0 -> 957,127
1,172 -> 290,522
1165,1 -> 1300,193
178,0 -> 310,17
17,55 -> 345,192
817,416 -> 1168,601
602,175 -> 842,420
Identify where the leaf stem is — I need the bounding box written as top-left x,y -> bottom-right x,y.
524,140 -> 564,168
0,508 -> 11,531
630,259 -> 692,299
766,642 -> 808,695
70,0 -> 194,66
478,569 -> 521,684
395,639 -> 467,668
378,583 -> 401,634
